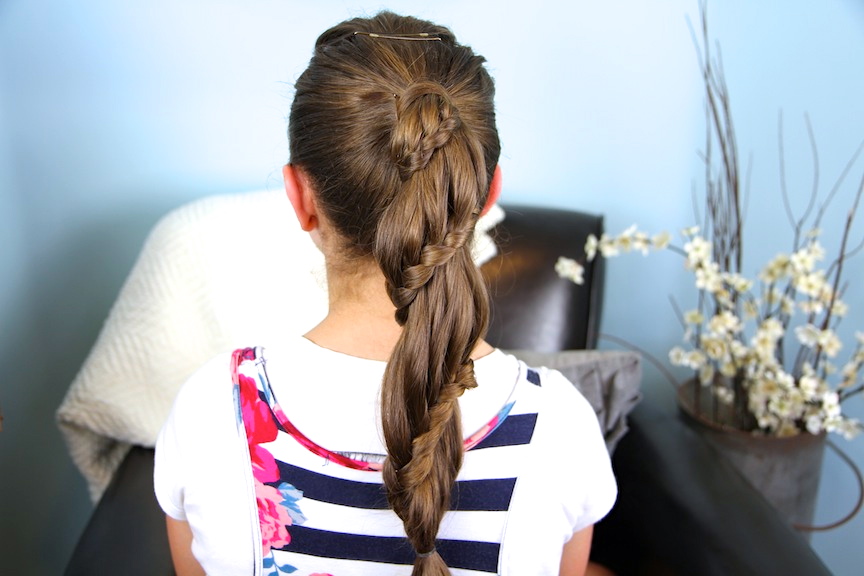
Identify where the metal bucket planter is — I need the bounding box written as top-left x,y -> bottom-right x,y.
677,380 -> 862,534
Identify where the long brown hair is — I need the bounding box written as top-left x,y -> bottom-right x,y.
288,12 -> 500,575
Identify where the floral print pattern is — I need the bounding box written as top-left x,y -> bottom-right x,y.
234,349 -> 311,574
257,484 -> 294,550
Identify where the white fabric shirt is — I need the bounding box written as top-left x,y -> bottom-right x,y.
155,338 -> 617,575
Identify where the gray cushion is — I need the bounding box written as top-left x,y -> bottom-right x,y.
507,349 -> 642,453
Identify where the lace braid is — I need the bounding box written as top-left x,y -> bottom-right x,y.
377,79 -> 490,575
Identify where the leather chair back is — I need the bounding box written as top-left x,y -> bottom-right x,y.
483,204 -> 604,351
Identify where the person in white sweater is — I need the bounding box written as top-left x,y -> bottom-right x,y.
155,11 -> 616,576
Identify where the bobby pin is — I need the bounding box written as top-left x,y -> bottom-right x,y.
353,31 -> 442,41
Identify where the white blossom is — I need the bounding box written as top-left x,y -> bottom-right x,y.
840,361 -> 859,388
751,331 -> 778,364
682,225 -> 700,237
699,364 -> 715,385
836,419 -> 862,440
807,240 -> 826,262
669,346 -> 687,366
776,420 -> 801,438
729,340 -> 750,362
615,225 -> 637,253
695,262 -> 723,293
750,377 -> 780,402
598,235 -> 619,258
714,385 -> 734,404
760,318 -> 785,340
791,246 -> 820,274
795,324 -> 821,347
760,253 -> 791,283
831,299 -> 849,317
700,335 -> 727,361
684,236 -> 712,268
670,347 -> 708,370
686,350 -> 708,370
798,374 -> 820,400
719,361 -> 739,377
769,395 -> 795,419
757,413 -> 779,432
632,231 -> 652,255
818,330 -> 843,358
799,299 -> 825,315
822,392 -> 841,418
585,234 -> 598,261
652,231 -> 671,250
776,370 -> 796,390
684,309 -> 704,324
708,311 -> 742,335
724,273 -> 753,293
554,256 -> 584,285
795,271 -> 827,298
806,415 -> 823,435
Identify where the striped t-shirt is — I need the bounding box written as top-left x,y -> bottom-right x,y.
155,338 -> 616,576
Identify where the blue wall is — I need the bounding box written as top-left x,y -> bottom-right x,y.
1,1 -> 862,574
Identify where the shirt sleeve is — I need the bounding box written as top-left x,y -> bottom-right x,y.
153,352 -> 235,521
537,366 -> 618,533
154,377 -> 194,521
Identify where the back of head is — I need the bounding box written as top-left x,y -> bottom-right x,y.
289,12 -> 500,575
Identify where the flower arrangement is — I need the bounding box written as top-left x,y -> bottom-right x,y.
557,218 -> 864,440
556,4 -> 864,440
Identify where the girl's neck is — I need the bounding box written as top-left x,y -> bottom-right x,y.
304,262 -> 494,362
304,265 -> 402,362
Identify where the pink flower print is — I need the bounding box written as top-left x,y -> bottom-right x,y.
238,371 -> 280,482
257,482 -> 294,554
250,443 -> 280,483
239,373 -> 278,445
238,347 -> 257,362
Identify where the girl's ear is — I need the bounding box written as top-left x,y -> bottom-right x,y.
481,165 -> 502,216
283,164 -> 319,232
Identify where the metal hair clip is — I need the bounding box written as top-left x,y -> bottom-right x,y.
353,31 -> 442,42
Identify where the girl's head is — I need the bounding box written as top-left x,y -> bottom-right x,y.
288,11 -> 500,262
288,12 -> 500,575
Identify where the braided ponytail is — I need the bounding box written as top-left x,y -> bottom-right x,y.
377,78 -> 491,575
288,13 -> 500,574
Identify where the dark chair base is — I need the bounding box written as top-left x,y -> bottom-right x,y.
64,446 -> 173,576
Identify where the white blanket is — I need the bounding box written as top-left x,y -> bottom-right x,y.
56,189 -> 504,501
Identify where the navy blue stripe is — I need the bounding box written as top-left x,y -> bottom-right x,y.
273,462 -> 387,509
278,525 -> 500,573
273,462 -> 517,511
452,477 -> 516,511
473,413 -> 538,450
526,368 -> 541,386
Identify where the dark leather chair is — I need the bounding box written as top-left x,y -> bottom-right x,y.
64,203 -> 830,575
